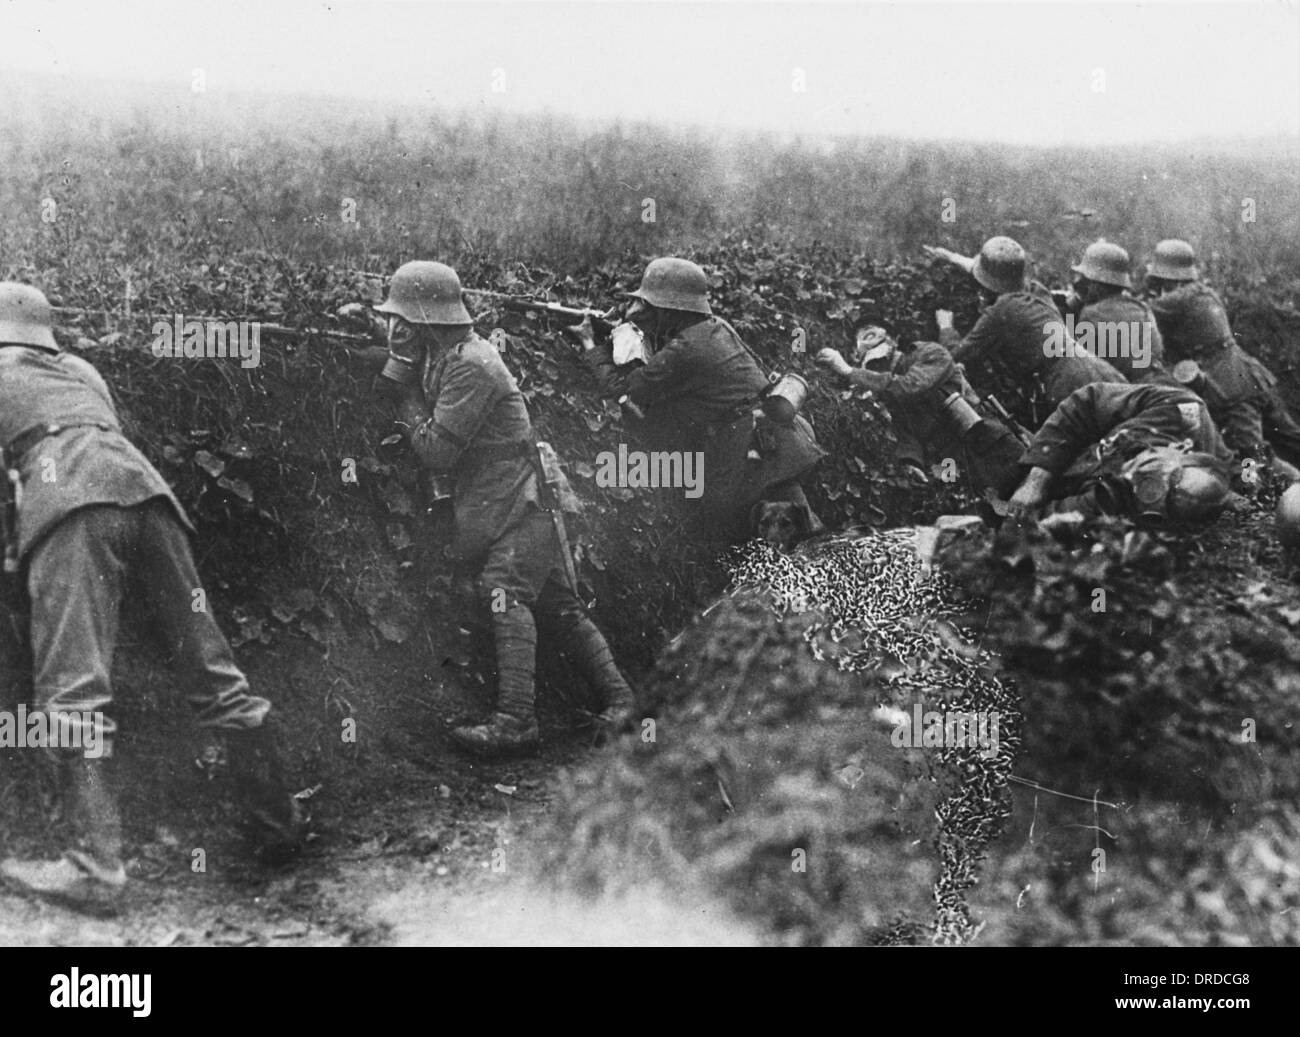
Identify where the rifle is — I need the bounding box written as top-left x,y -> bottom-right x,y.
980,393 -> 1034,449
464,291 -> 647,418
51,306 -> 374,344
464,290 -> 619,330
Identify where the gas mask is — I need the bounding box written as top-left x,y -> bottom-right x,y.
854,325 -> 895,367
379,316 -> 426,387
626,299 -> 658,335
1119,445 -> 1230,522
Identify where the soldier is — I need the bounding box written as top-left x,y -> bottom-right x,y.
1145,239 -> 1300,476
1059,241 -> 1166,383
924,237 -> 1127,416
1005,380 -> 1234,522
373,261 -> 635,756
570,257 -> 825,542
0,283 -> 301,914
814,316 -> 1024,498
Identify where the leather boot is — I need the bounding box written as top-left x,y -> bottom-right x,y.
560,616 -> 637,731
451,604 -> 540,756
224,723 -> 304,864
0,756 -> 126,916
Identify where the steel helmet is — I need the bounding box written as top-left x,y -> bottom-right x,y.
1277,483 -> 1300,548
628,258 -> 712,315
1147,240 -> 1199,282
971,237 -> 1027,295
1167,465 -> 1231,520
0,282 -> 57,350
1072,241 -> 1133,289
1123,446 -> 1229,521
375,261 -> 472,325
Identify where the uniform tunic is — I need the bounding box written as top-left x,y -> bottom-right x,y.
1021,381 -> 1231,517
404,331 -> 573,563
0,347 -> 191,558
1197,341 -> 1300,468
401,331 -> 619,721
1148,282 -> 1234,360
587,315 -> 824,538
845,341 -> 1022,494
1074,293 -> 1165,383
0,344 -> 269,755
1147,283 -> 1300,466
939,281 -> 1127,409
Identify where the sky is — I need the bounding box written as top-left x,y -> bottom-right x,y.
1,0 -> 1297,146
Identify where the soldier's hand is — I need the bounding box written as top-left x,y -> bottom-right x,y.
338,303 -> 386,339
564,314 -> 598,352
1006,466 -> 1053,518
1040,510 -> 1085,535
934,309 -> 955,331
815,347 -> 852,378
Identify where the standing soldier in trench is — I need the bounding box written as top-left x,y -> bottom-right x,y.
568,257 -> 825,544
1143,238 -> 1300,481
371,261 -> 636,756
924,236 -> 1127,420
0,282 -> 302,915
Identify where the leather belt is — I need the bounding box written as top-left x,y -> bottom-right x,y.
458,439 -> 534,467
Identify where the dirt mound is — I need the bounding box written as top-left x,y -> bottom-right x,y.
530,528 -> 1019,945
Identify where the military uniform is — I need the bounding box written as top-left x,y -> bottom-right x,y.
1148,282 -> 1234,360
402,330 -> 632,738
1074,293 -> 1165,383
1021,381 -> 1231,517
0,282 -> 300,912
845,341 -> 1023,496
0,345 -> 270,756
1194,342 -> 1300,468
587,314 -> 824,540
1149,283 -> 1300,467
939,281 -> 1127,411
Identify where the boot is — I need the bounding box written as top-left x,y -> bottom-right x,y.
560,616 -> 637,732
451,604 -> 540,757
224,723 -> 304,864
450,712 -> 540,756
0,756 -> 126,917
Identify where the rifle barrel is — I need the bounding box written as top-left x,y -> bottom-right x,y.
50,307 -> 372,343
